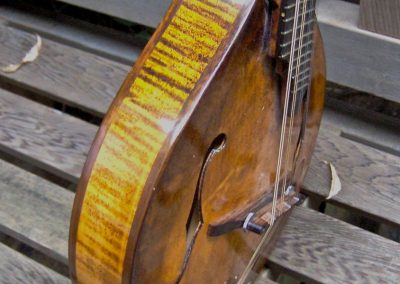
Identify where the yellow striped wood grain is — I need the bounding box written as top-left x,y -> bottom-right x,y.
74,0 -> 244,283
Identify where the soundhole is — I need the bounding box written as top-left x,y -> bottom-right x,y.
185,133 -> 226,244
178,134 -> 227,281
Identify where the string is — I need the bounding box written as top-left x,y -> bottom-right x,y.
238,0 -> 302,281
280,0 -> 309,212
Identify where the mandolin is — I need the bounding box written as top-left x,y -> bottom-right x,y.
69,0 -> 325,283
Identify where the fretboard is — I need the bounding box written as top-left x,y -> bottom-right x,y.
278,0 -> 316,95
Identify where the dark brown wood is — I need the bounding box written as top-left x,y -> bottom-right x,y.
0,242 -> 69,284
1,32 -> 399,233
0,1 -> 399,283
359,0 -> 400,39
69,0 -> 325,282
269,206 -> 400,284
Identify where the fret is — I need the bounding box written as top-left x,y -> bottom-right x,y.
283,3 -> 298,10
292,75 -> 311,88
280,30 -> 314,48
294,56 -> 312,65
279,41 -> 314,59
283,0 -> 313,11
292,68 -> 310,80
278,0 -> 317,97
291,80 -> 311,93
282,9 -> 315,23
280,18 -> 315,36
292,50 -> 313,61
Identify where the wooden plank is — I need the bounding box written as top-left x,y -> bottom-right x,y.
0,24 -> 129,116
305,126 -> 400,227
317,0 -> 400,103
0,159 -> 72,264
2,85 -> 400,227
51,0 -> 400,102
359,0 -> 400,39
55,0 -> 170,28
0,6 -> 141,65
0,242 -> 69,284
0,89 -> 97,183
322,107 -> 400,157
269,206 -> 400,284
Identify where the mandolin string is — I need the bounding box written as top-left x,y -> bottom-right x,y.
270,0 -> 302,231
280,0 -> 310,210
237,1 -> 302,282
284,0 -> 316,188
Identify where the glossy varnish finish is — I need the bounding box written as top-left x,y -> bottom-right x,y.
69,0 -> 325,283
70,0 -> 251,283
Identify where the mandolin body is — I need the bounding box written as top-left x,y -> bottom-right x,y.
69,0 -> 325,283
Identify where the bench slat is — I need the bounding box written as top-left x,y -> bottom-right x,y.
307,128 -> 400,226
2,87 -> 400,227
0,159 -> 72,264
317,0 -> 400,103
0,6 -> 141,65
56,0 -> 170,29
53,0 -> 400,102
0,89 -> 96,183
0,24 -> 129,116
0,242 -> 69,284
269,206 -> 400,284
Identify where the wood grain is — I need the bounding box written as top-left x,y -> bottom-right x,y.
52,0 -> 400,102
0,159 -> 71,264
0,242 -> 69,284
56,0 -> 171,28
306,127 -> 400,227
0,89 -> 96,183
0,5 -> 142,65
70,1 -> 251,283
0,24 -> 130,116
317,0 -> 400,103
359,0 -> 400,39
269,206 -> 400,284
2,83 -> 400,230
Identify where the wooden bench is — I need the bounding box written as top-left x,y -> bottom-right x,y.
0,1 -> 400,283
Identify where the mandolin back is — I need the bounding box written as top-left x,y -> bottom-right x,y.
69,0 -> 325,283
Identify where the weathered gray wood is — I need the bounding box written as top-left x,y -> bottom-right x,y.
269,207 -> 400,284
317,0 -> 400,103
0,242 -> 69,284
0,6 -> 141,65
2,86 -> 400,228
305,126 -> 400,227
0,89 -> 97,183
56,0 -> 170,28
322,107 -> 400,157
0,24 -> 130,116
51,0 -> 400,102
359,0 -> 400,39
2,2 -> 400,119
0,159 -> 72,264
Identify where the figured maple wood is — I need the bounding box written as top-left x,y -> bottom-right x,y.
70,1 -> 254,283
70,0 -> 325,283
